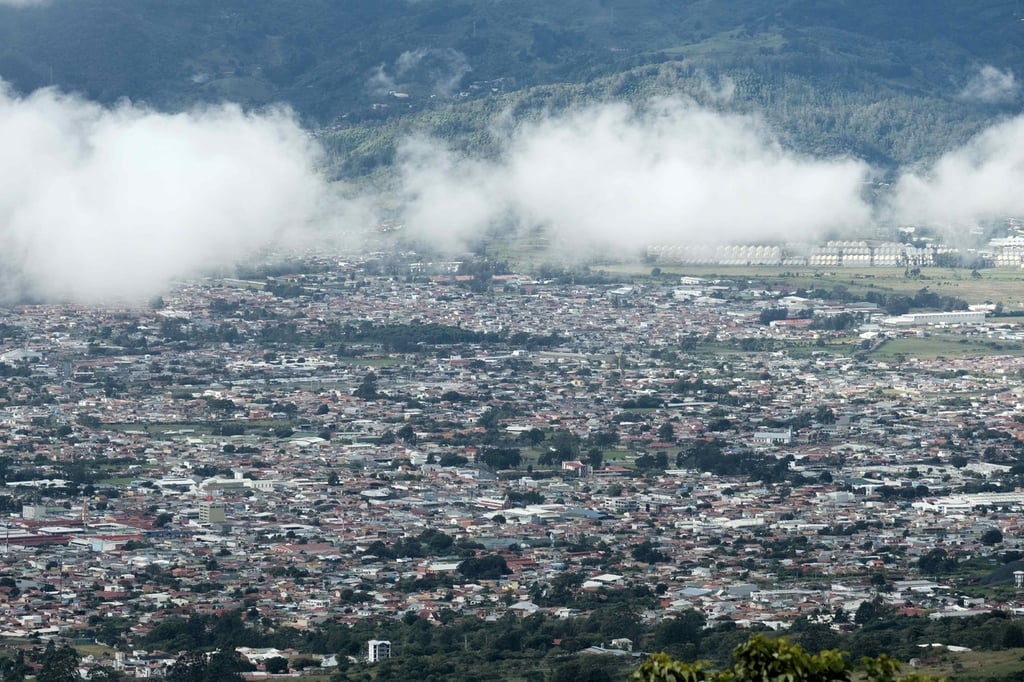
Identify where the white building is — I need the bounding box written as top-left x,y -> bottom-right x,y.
367,639 -> 391,663
752,428 -> 793,446
881,311 -> 986,326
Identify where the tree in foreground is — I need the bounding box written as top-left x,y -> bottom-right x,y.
36,642 -> 80,682
164,649 -> 250,682
631,634 -> 944,682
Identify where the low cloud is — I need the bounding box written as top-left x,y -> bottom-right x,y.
0,0 -> 50,6
891,115 -> 1024,233
959,65 -> 1018,104
10,77 -> 1024,304
368,48 -> 471,98
0,81 -> 331,303
366,64 -> 397,98
695,71 -> 736,104
396,99 -> 874,254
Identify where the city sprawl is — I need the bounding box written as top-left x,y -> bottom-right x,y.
2,255 -> 1024,676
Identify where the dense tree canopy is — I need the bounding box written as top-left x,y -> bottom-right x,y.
36,643 -> 79,682
632,635 -> 942,682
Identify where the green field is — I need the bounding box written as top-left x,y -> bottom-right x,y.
900,646 -> 1024,681
690,339 -> 862,358
609,264 -> 1024,312
869,335 -> 1024,361
72,643 -> 117,658
104,420 -> 293,437
660,29 -> 788,58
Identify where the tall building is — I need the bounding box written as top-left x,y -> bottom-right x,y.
198,499 -> 225,524
367,640 -> 391,663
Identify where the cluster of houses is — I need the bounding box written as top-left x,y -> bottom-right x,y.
0,255 -> 1024,675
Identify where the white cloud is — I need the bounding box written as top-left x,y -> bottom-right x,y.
892,115 -> 1024,232
366,64 -> 397,98
959,65 -> 1018,104
396,99 -> 874,255
397,48 -> 472,96
0,81 -> 332,303
695,71 -> 736,104
0,0 -> 50,7
12,77 -> 1024,303
368,48 -> 472,98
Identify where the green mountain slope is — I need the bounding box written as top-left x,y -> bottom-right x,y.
1,0 -> 1021,173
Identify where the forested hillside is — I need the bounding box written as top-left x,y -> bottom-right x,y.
1,0 -> 1021,175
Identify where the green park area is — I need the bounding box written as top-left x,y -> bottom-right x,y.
606,264 -> 1024,313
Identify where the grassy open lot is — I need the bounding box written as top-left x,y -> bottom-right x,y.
601,447 -> 632,462
897,646 -> 1024,681
660,29 -> 787,58
606,264 -> 1024,311
96,477 -> 135,485
103,420 -> 293,437
869,334 -> 1024,361
689,332 -> 1024,363
517,445 -> 636,472
690,339 -> 863,358
73,643 -> 117,658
